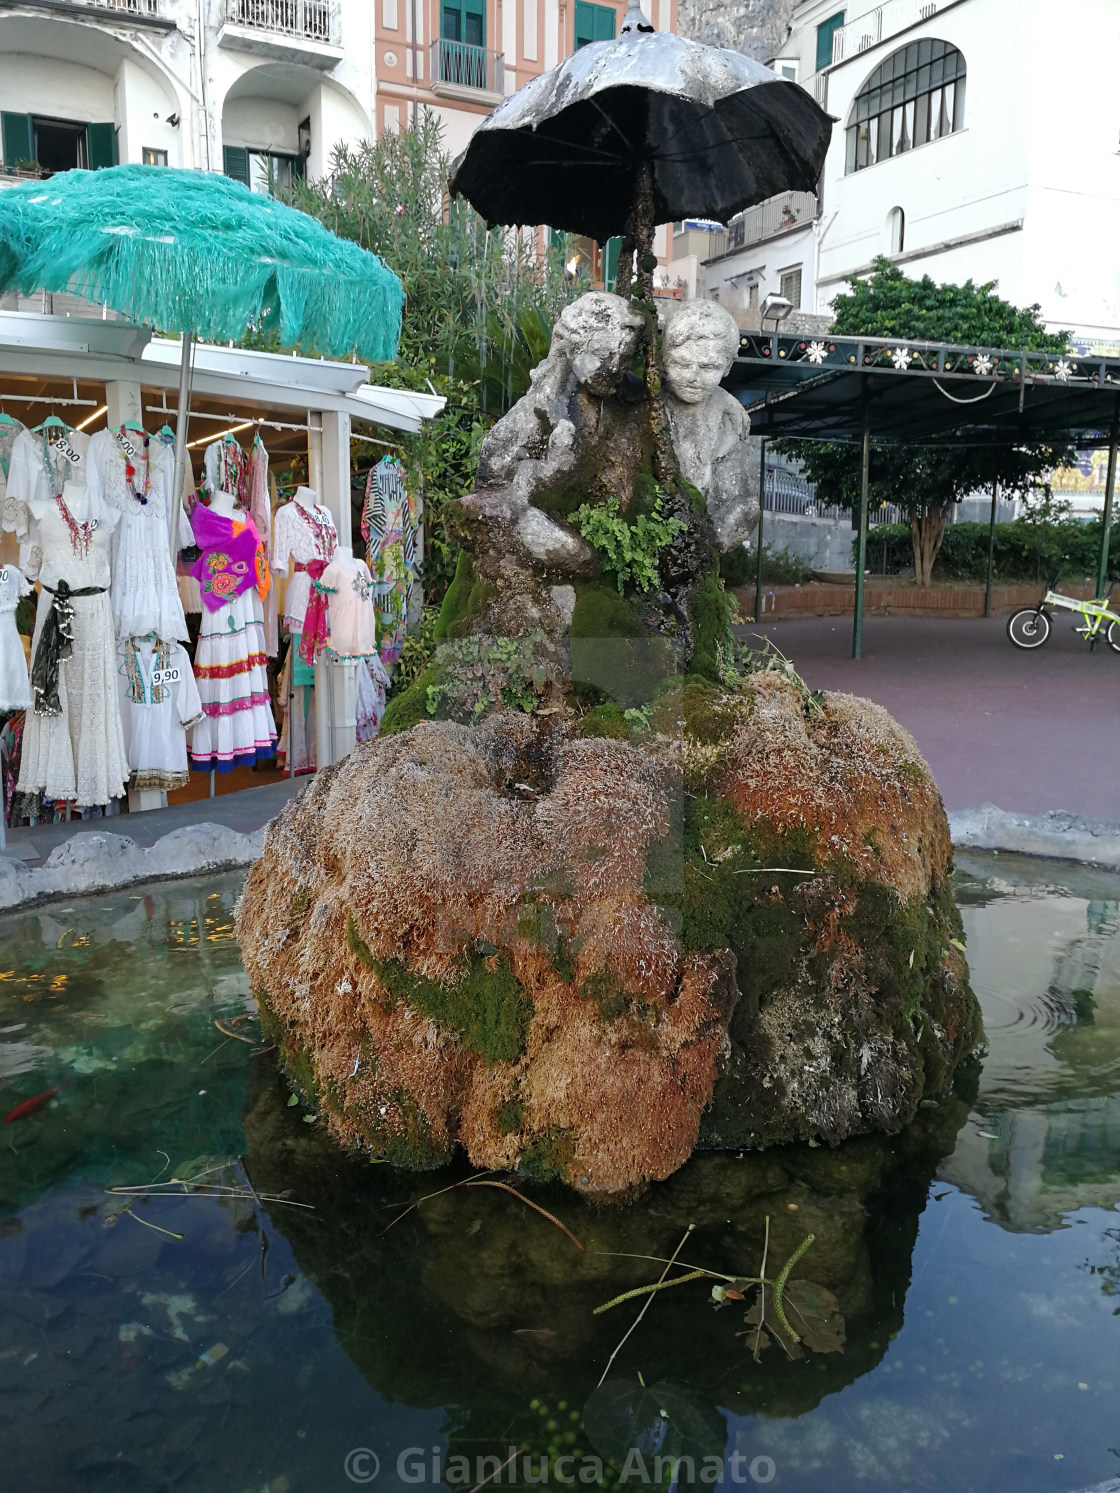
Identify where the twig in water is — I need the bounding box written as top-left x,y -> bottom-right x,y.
379,1170 -> 498,1237
597,1223 -> 695,1387
463,1180 -> 584,1252
236,1155 -> 271,1293
469,1448 -> 522,1493
214,1018 -> 255,1045
752,1216 -> 770,1362
199,1037 -> 232,1066
120,1204 -> 184,1241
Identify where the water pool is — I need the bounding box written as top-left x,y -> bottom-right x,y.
0,854 -> 1117,1493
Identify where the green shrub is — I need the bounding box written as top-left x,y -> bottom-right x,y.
858,518 -> 1103,583
720,544 -> 816,587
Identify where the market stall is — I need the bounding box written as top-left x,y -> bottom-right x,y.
0,311 -> 444,838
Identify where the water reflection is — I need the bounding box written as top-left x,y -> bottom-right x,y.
0,859 -> 1116,1492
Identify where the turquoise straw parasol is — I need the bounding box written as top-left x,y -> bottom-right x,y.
0,163 -> 403,544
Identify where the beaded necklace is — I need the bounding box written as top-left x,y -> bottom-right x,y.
54,488 -> 98,559
114,429 -> 152,506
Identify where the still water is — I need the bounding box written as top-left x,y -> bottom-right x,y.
0,855 -> 1117,1493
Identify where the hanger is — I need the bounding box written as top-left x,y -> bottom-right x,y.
158,424 -> 175,441
122,419 -> 145,433
34,414 -> 72,433
0,412 -> 17,428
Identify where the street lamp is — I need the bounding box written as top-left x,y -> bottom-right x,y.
760,292 -> 794,329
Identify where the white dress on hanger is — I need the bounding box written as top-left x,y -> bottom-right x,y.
117,636 -> 203,792
0,563 -> 31,712
0,419 -> 28,543
88,428 -> 190,641
17,480 -> 129,810
271,499 -> 337,633
5,426 -> 92,581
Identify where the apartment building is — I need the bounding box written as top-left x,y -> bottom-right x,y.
690,0 -> 1120,344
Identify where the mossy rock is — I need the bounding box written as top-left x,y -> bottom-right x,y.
570,580 -> 678,707
435,550 -> 496,642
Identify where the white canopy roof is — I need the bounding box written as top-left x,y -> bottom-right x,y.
0,312 -> 446,433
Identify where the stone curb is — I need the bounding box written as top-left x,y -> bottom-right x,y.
948,803 -> 1120,871
2,803 -> 1119,914
0,823 -> 267,912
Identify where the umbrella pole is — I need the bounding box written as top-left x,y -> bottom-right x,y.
169,333 -> 195,559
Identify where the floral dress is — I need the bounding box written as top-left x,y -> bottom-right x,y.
362,458 -> 418,672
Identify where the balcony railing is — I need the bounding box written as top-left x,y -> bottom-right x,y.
830,0 -> 940,65
703,192 -> 818,262
430,38 -> 504,96
74,0 -> 161,12
224,0 -> 339,44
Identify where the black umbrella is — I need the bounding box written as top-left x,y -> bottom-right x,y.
450,2 -> 832,250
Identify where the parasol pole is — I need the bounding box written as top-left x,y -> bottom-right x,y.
169,332 -> 195,558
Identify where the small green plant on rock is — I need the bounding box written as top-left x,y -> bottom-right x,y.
574,493 -> 684,594
425,631 -> 557,721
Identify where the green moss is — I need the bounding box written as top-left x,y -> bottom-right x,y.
288,888 -> 312,920
578,967 -> 628,1022
898,760 -> 928,786
688,569 -> 732,685
497,1096 -> 524,1134
571,581 -> 675,707
434,550 -> 496,641
647,677 -> 745,746
346,913 -> 380,972
374,952 -> 533,1066
518,1127 -> 576,1183
379,663 -> 439,737
576,702 -> 631,740
552,934 -> 576,984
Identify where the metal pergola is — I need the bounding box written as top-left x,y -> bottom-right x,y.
725,330 -> 1120,657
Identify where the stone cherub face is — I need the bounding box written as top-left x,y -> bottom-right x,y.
550,291 -> 645,398
662,302 -> 741,405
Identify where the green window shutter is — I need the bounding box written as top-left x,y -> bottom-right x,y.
603,236 -> 621,291
1,112 -> 33,167
575,1 -> 615,49
442,0 -> 484,45
291,151 -> 305,182
816,12 -> 844,72
223,145 -> 250,186
86,122 -> 118,170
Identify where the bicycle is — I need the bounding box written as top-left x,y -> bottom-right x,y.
1006,560 -> 1120,652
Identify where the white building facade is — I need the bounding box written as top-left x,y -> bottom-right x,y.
0,0 -> 375,190
694,0 -> 1120,345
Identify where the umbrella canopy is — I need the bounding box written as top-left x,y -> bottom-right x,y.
450,3 -> 833,243
0,164 -> 402,362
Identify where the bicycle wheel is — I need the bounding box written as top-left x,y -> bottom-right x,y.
1007,608 -> 1051,649
1107,620 -> 1120,654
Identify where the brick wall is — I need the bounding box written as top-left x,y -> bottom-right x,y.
735,580 -> 1099,621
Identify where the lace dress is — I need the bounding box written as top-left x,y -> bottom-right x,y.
5,426 -> 93,581
117,636 -> 203,791
0,418 -> 27,546
16,482 -> 129,809
272,498 -> 337,635
0,563 -> 31,712
188,506 -> 276,772
320,553 -> 378,658
89,427 -> 190,641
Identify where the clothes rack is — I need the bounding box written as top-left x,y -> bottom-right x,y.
144,404 -> 323,437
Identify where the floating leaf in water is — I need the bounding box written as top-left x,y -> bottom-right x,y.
287,1094 -> 300,1107
583,1378 -> 725,1481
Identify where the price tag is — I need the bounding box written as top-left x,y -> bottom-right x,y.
152,666 -> 182,686
116,432 -> 138,460
51,437 -> 82,467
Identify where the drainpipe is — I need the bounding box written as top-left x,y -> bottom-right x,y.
410,0 -> 420,124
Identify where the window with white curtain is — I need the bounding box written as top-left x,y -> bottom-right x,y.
846,39 -> 966,175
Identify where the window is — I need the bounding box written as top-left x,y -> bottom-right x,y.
779,266 -> 803,309
575,0 -> 616,49
846,39 -> 966,174
142,147 -> 168,167
777,61 -> 798,82
442,0 -> 484,47
1,112 -> 117,173
223,146 -> 303,194
816,12 -> 844,72
886,206 -> 905,254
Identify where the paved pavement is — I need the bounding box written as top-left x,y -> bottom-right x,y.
3,776 -> 306,867
741,614 -> 1120,820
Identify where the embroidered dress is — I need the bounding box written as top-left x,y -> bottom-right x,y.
203,437 -> 250,508
188,506 -> 276,772
363,459 -> 418,671
272,498 -> 337,633
0,563 -> 31,712
5,426 -> 92,580
247,436 -> 278,657
16,482 -> 129,810
0,418 -> 27,539
320,553 -> 378,658
117,636 -> 203,791
89,427 -> 190,641
355,653 -> 390,742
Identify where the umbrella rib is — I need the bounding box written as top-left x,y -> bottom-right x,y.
587,97 -> 636,154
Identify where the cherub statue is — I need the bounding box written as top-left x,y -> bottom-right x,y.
661,300 -> 758,551
460,293 -> 649,630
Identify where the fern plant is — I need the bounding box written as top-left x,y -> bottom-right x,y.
573,494 -> 684,594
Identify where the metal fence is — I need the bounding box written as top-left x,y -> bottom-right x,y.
831,0 -> 941,64
78,0 -> 161,12
431,38 -> 505,94
225,0 -> 338,43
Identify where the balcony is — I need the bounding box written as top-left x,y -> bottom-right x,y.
830,0 -> 941,66
11,0 -> 172,29
217,0 -> 343,68
429,39 -> 505,106
703,192 -> 818,263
